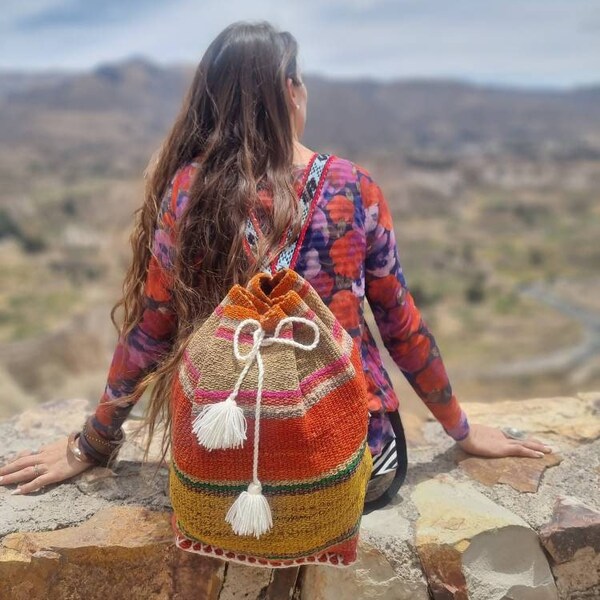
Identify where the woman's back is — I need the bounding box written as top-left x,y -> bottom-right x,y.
90,152 -> 470,460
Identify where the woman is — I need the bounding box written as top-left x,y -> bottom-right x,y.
0,21 -> 552,501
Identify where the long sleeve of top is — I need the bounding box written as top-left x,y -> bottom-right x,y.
359,167 -> 470,442
89,171 -> 182,440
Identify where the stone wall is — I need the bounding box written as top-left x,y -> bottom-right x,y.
1,392 -> 599,599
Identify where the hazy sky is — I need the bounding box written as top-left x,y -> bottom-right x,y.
2,0 -> 599,88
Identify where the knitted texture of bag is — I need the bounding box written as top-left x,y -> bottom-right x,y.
169,268 -> 373,568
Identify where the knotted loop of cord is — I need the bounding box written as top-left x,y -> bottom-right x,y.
230,316 -> 320,485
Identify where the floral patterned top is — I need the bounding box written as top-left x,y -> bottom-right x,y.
90,153 -> 470,457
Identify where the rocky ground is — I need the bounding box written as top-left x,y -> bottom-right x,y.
0,392 -> 599,599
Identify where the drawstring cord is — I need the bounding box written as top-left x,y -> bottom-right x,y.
192,316 -> 320,537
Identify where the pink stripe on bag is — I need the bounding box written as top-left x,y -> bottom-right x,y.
300,354 -> 351,392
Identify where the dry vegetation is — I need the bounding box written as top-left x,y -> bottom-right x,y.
0,59 -> 599,421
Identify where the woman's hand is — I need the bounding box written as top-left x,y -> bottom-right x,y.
456,423 -> 553,458
0,436 -> 95,495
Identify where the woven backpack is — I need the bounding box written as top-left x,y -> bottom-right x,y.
168,154 -> 373,568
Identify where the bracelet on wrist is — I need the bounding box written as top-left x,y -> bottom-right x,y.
82,420 -> 125,452
78,432 -> 121,467
67,431 -> 100,465
70,415 -> 126,468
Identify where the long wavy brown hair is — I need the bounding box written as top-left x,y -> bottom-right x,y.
103,21 -> 304,470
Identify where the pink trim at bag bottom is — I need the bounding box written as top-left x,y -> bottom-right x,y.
173,529 -> 355,569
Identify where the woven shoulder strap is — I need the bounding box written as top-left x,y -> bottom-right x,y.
244,153 -> 332,275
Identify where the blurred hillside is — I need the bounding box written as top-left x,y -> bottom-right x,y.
0,57 -> 599,420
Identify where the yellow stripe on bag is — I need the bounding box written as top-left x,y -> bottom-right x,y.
169,450 -> 372,557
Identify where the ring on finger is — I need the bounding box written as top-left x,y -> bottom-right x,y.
501,426 -> 526,440
33,464 -> 42,477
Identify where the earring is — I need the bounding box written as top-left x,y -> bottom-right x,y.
295,103 -> 300,110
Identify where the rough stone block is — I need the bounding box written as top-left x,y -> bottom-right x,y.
539,495 -> 600,599
412,476 -> 558,600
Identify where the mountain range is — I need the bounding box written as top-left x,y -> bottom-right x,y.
1,56 -> 599,173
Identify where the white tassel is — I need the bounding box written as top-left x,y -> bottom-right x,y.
192,398 -> 247,450
225,481 -> 273,538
